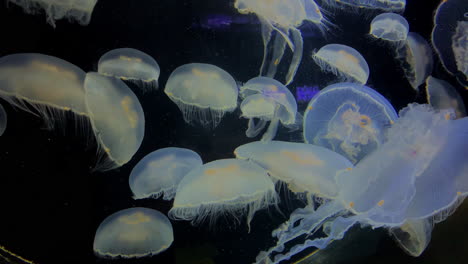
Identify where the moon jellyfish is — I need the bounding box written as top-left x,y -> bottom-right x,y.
164,63 -> 238,129
322,0 -> 406,12
129,147 -> 203,200
303,82 -> 398,164
396,32 -> 433,91
84,72 -> 145,171
425,76 -> 466,118
168,159 -> 277,231
6,0 -> 98,27
0,104 -> 6,136
239,77 -> 298,141
234,0 -> 331,85
98,48 -> 160,91
432,0 -> 468,84
255,103 -> 468,264
390,219 -> 433,257
93,207 -> 173,259
234,141 -> 353,198
369,13 -> 409,45
312,44 -> 370,84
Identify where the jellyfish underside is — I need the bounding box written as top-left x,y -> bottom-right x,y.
370,13 -> 409,44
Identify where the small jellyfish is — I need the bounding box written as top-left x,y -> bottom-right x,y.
239,77 -> 298,141
322,0 -> 406,12
6,0 -> 98,27
84,72 -> 145,171
312,44 -> 370,84
0,104 -> 6,136
234,0 -> 331,85
164,63 -> 238,129
369,13 -> 409,45
168,158 -> 277,231
303,82 -> 398,164
93,207 -> 173,259
396,32 -> 433,91
98,48 -> 160,91
234,141 -> 353,198
129,147 -> 203,200
425,76 -> 466,118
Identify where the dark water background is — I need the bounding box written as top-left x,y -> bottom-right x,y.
0,0 -> 467,263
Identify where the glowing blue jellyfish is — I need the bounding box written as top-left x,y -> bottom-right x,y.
425,76 -> 466,118
234,0 -> 331,85
98,48 -> 160,91
239,77 -> 299,141
322,0 -> 406,12
93,207 -> 173,259
303,82 -> 398,164
164,63 -> 238,129
129,147 -> 203,200
255,103 -> 468,264
0,104 -> 6,136
234,141 -> 353,198
369,13 -> 409,45
312,44 -> 370,84
168,158 -> 277,231
6,0 -> 98,27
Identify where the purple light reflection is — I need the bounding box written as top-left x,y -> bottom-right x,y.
296,85 -> 320,103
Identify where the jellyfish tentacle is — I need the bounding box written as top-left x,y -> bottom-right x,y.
285,28 -> 304,85
261,104 -> 281,141
246,118 -> 268,138
271,24 -> 295,52
258,16 -> 274,76
266,33 -> 287,78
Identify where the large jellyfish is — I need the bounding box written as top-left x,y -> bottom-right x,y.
98,48 -> 160,91
93,207 -> 173,259
312,44 -> 370,84
239,77 -> 298,141
234,0 -> 331,85
425,76 -> 466,119
432,0 -> 468,85
84,72 -> 145,171
0,104 -> 6,136
369,13 -> 409,46
303,82 -> 398,164
396,32 -> 433,91
234,141 -> 353,198
321,0 -> 406,12
168,158 -> 277,231
6,0 -> 98,27
254,104 -> 468,264
164,63 -> 238,129
129,147 -> 203,200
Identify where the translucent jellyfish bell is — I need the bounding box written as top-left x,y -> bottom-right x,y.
425,76 -> 466,118
93,207 -> 174,259
168,158 -> 277,231
390,219 -> 433,257
303,82 -> 398,164
0,104 -> 6,136
322,0 -> 406,12
129,147 -> 203,200
6,0 -> 98,27
234,141 -> 353,198
98,48 -> 160,91
164,63 -> 238,129
369,13 -> 409,44
312,44 -> 370,84
84,72 -> 145,171
234,0 -> 331,85
239,77 -> 298,141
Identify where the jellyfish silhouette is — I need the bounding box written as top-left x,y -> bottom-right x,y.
6,0 -> 98,27
0,104 -> 6,136
93,207 -> 174,259
234,0 -> 331,85
425,76 -> 466,118
239,77 -> 299,141
369,13 -> 409,46
322,0 -> 406,12
98,48 -> 160,91
164,63 -> 238,129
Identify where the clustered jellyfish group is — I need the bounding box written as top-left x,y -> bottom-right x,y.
0,0 -> 467,263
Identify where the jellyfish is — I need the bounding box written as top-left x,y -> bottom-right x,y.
93,207 -> 173,259
164,63 -> 238,129
84,72 -> 145,171
255,103 -> 468,264
6,0 -> 98,27
312,44 -> 370,84
425,76 -> 466,118
432,0 -> 468,85
234,141 -> 353,198
303,82 -> 398,164
0,104 -> 6,136
234,0 -> 331,85
168,158 -> 277,231
369,13 -> 409,45
390,219 -> 433,257
129,147 -> 203,200
239,77 -> 298,141
396,32 -> 433,91
321,0 -> 406,12
98,48 -> 160,91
